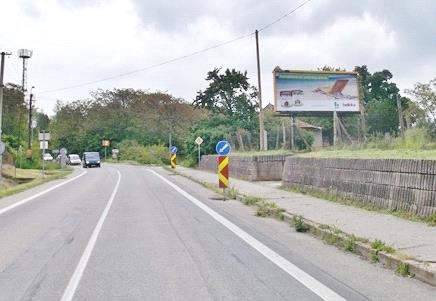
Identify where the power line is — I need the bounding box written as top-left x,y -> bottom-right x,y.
258,0 -> 312,32
39,0 -> 312,95
39,32 -> 254,94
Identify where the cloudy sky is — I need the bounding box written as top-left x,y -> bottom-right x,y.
0,0 -> 435,115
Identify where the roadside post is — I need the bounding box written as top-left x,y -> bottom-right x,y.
170,146 -> 177,169
101,139 -> 110,161
112,149 -> 119,160
18,145 -> 23,169
60,147 -> 67,169
0,141 -> 5,182
39,131 -> 50,177
215,140 -> 231,196
195,136 -> 203,165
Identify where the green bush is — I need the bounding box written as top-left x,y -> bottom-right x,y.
295,129 -> 314,150
118,140 -> 168,165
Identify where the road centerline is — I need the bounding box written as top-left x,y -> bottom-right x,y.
60,169 -> 122,301
0,169 -> 88,216
148,169 -> 346,301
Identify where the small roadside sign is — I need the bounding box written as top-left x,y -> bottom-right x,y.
171,153 -> 177,169
101,139 -> 110,147
38,132 -> 50,141
170,146 -> 178,154
39,141 -> 48,150
218,156 -> 229,188
195,137 -> 203,145
216,140 -> 231,156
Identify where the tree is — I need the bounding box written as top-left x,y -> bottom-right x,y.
193,68 -> 258,131
354,66 -> 407,135
406,78 -> 436,121
2,83 -> 27,144
50,89 -> 202,155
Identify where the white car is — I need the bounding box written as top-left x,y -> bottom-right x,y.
68,154 -> 81,165
43,153 -> 53,161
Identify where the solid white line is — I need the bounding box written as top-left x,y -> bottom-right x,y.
0,169 -> 88,216
60,169 -> 122,301
149,169 -> 346,301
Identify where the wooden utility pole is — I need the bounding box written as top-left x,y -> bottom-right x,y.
28,92 -> 34,149
0,51 -> 12,181
255,30 -> 265,150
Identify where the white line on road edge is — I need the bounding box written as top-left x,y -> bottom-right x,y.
149,169 -> 346,301
0,169 -> 88,216
60,169 -> 122,301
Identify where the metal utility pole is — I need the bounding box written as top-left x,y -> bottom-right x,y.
0,51 -> 12,182
255,30 -> 265,151
396,94 -> 405,139
18,49 -> 33,93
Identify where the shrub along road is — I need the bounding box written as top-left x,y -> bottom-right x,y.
0,164 -> 435,300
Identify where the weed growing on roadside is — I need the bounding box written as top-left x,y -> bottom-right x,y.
292,215 -> 310,233
426,213 -> 436,226
343,235 -> 357,252
370,251 -> 379,263
371,239 -> 395,254
225,187 -> 238,199
396,262 -> 414,277
244,196 -> 263,206
256,201 -> 285,219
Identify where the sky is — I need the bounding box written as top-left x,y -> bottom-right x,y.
0,0 -> 435,115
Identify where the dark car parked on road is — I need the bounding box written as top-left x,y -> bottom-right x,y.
82,152 -> 101,168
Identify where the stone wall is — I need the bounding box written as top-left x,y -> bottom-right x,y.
199,155 -> 289,181
282,157 -> 436,217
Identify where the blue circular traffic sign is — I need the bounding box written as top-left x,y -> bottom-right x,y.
170,146 -> 178,154
216,140 -> 231,156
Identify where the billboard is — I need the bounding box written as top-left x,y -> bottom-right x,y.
273,69 -> 360,113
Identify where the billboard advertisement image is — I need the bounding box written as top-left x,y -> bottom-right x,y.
273,69 -> 360,113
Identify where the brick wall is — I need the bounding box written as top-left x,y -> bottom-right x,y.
282,157 -> 436,217
199,155 -> 289,181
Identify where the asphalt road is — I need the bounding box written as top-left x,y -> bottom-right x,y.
0,164 -> 435,300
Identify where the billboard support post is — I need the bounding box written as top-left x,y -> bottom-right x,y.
333,107 -> 338,147
290,114 -> 296,150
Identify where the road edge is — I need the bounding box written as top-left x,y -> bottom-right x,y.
166,166 -> 436,288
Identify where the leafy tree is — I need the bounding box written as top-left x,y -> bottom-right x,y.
50,89 -> 202,155
405,78 -> 436,121
35,111 -> 50,131
193,68 -> 258,131
365,100 -> 399,134
2,83 -> 27,144
184,114 -> 232,160
354,65 -> 407,135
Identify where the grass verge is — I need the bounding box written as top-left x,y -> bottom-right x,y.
0,169 -> 73,199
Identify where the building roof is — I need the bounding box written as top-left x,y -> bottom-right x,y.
297,120 -> 323,130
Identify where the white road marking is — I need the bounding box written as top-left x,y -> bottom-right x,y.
0,169 -> 88,216
60,169 -> 122,301
219,143 -> 229,153
149,169 -> 346,301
